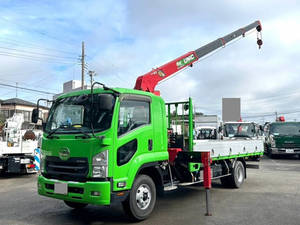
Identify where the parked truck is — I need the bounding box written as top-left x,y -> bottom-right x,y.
32,21 -> 263,221
0,113 -> 40,174
265,120 -> 300,157
222,121 -> 264,161
223,121 -> 263,139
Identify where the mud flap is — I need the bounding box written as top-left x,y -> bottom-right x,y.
8,157 -> 21,173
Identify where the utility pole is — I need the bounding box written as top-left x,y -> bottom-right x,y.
275,111 -> 278,121
88,70 -> 96,88
81,41 -> 85,90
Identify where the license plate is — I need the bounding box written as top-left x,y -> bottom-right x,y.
54,183 -> 68,195
286,149 -> 294,153
20,158 -> 30,164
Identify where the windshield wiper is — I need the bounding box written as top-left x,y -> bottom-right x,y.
47,125 -> 91,139
46,125 -> 65,139
74,128 -> 92,139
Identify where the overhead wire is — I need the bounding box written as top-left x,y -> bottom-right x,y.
0,46 -> 77,60
1,18 -> 76,48
0,82 -> 56,95
0,37 -> 77,55
0,52 -> 77,64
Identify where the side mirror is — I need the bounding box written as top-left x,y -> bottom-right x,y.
42,122 -> 47,131
31,109 -> 39,123
218,126 -> 223,133
259,125 -> 264,131
99,94 -> 115,111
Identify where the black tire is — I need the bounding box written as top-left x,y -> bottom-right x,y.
122,174 -> 156,221
220,176 -> 231,187
266,147 -> 274,158
221,161 -> 245,188
64,200 -> 88,209
268,150 -> 274,158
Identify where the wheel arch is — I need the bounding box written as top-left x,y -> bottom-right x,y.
135,162 -> 164,191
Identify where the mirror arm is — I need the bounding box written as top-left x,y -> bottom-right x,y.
36,98 -> 53,122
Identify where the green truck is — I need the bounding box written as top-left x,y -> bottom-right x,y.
31,21 -> 263,220
265,122 -> 300,157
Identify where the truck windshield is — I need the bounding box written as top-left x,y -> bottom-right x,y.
225,123 -> 255,138
197,129 -> 216,139
270,123 -> 300,136
45,93 -> 115,134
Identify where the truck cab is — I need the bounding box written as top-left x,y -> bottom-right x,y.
36,87 -> 169,220
265,122 -> 300,157
196,126 -> 217,140
223,122 -> 262,140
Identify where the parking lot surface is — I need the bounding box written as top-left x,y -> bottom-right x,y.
1,156 -> 300,225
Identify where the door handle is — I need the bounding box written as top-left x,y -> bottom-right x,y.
148,139 -> 153,151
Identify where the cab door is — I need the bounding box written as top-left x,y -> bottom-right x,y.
113,95 -> 153,191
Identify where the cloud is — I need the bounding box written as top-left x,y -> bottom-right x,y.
0,1 -> 300,122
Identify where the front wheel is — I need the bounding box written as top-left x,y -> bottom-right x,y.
64,200 -> 88,209
122,175 -> 156,221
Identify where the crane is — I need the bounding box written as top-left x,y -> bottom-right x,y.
134,20 -> 262,96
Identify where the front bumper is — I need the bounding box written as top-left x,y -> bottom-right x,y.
38,175 -> 111,205
270,148 -> 300,155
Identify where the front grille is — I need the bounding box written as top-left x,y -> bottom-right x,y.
45,156 -> 88,181
282,143 -> 299,148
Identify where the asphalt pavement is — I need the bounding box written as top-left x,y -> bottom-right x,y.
1,156 -> 300,225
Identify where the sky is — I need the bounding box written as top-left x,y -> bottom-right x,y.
0,0 -> 300,123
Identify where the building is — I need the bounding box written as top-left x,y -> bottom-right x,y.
222,98 -> 241,122
0,98 -> 49,123
195,114 -> 220,129
53,80 -> 90,99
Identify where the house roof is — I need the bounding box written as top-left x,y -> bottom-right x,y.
1,98 -> 49,109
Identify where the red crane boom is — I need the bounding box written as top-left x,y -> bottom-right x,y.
134,20 -> 262,96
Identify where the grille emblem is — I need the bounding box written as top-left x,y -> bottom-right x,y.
59,147 -> 70,161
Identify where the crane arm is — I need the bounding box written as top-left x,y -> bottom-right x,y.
134,20 -> 262,95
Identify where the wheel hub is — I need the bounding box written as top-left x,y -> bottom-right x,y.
136,184 -> 151,210
237,166 -> 244,183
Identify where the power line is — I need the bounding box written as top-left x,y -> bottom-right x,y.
0,82 -> 56,95
0,76 -> 60,93
1,19 -> 76,48
0,50 -> 76,62
0,46 -> 77,60
242,110 -> 300,119
0,37 -> 77,55
0,52 -> 76,64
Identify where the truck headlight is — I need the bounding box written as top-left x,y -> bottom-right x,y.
92,150 -> 108,178
40,150 -> 45,173
270,136 -> 276,147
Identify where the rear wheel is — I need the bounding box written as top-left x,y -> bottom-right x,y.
122,175 -> 156,221
221,160 -> 245,188
64,200 -> 88,209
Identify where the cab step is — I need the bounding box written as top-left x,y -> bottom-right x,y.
177,180 -> 203,186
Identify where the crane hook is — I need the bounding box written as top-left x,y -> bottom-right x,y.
257,39 -> 263,49
256,24 -> 263,49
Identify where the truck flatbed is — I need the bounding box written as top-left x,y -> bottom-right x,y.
194,139 -> 264,160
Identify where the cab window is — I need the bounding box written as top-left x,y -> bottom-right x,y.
118,100 -> 150,136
